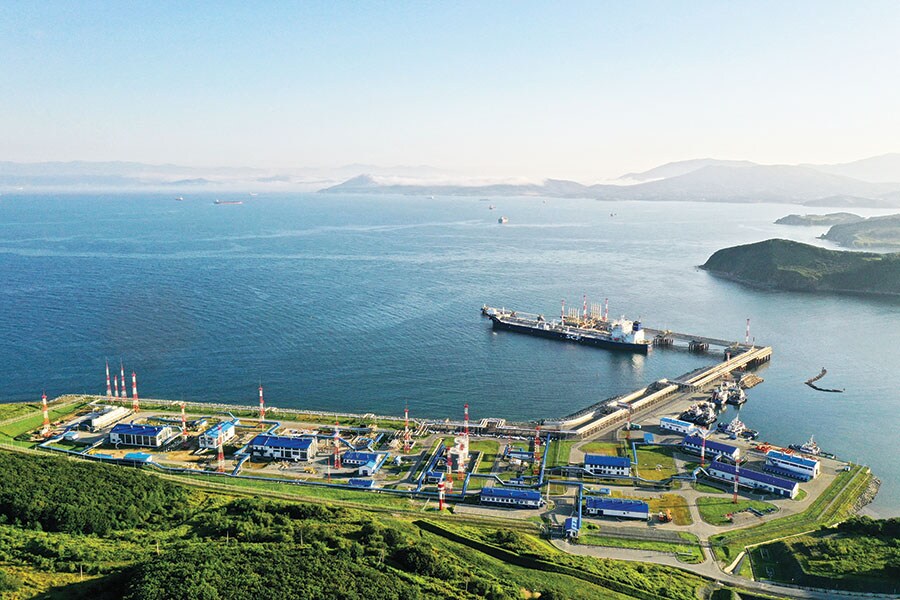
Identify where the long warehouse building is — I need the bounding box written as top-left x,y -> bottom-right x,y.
706,459 -> 799,498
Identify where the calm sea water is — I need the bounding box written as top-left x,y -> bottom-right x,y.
1,193 -> 898,515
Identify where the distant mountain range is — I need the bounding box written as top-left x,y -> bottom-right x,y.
320,156 -> 900,206
4,154 -> 900,206
0,161 -> 456,193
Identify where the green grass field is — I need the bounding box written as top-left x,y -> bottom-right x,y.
0,402 -> 87,440
692,480 -> 727,494
696,496 -> 778,526
170,472 -> 424,510
577,533 -> 704,563
580,441 -> 622,456
634,445 -> 678,481
545,439 -> 576,468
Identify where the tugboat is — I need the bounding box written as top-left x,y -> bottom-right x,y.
790,435 -> 821,456
712,381 -> 747,407
716,416 -> 759,440
679,402 -> 717,427
717,416 -> 746,436
498,216 -> 509,224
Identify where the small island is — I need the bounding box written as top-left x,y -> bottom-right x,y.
701,239 -> 900,296
775,212 -> 863,226
820,213 -> 900,248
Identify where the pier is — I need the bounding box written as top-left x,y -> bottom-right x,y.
544,344 -> 772,439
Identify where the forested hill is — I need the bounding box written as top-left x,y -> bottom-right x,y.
821,213 -> 900,248
700,239 -> 900,296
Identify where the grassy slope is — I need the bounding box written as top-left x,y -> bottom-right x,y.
701,239 -> 900,295
709,465 -> 871,562
696,497 -> 778,526
750,530 -> 899,593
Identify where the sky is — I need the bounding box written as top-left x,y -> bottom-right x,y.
1,1 -> 899,181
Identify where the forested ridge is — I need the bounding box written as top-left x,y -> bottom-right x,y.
0,451 -> 708,600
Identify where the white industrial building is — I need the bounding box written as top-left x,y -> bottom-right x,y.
765,450 -> 820,480
706,459 -> 799,498
479,487 -> 544,508
248,434 -> 318,461
583,454 -> 631,477
681,435 -> 740,462
109,423 -> 173,448
659,417 -> 697,435
78,406 -> 131,432
198,421 -> 238,449
584,497 -> 650,520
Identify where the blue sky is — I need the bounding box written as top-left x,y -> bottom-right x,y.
1,1 -> 898,179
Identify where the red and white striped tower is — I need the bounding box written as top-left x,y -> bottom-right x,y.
733,455 -> 741,504
258,384 -> 266,420
604,298 -> 609,322
560,299 -> 566,326
113,374 -> 119,398
41,391 -> 51,437
437,480 -> 445,511
533,425 -> 541,474
745,318 -> 751,345
403,406 -> 411,453
700,428 -> 708,467
216,430 -> 226,473
131,371 -> 139,412
446,454 -> 453,482
464,403 -> 470,439
105,360 -> 112,397
333,421 -> 341,469
120,362 -> 126,398
180,402 -> 188,438
456,442 -> 466,479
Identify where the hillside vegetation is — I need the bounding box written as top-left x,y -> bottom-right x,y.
750,516 -> 900,593
0,450 -> 710,600
774,212 -> 862,226
701,239 -> 900,296
821,213 -> 900,247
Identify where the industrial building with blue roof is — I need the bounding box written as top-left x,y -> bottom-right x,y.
199,420 -> 238,449
109,423 -> 173,448
681,434 -> 740,461
248,434 -> 318,461
706,459 -> 799,498
342,451 -> 380,466
765,450 -> 820,480
583,454 -> 631,477
584,497 -> 650,519
480,486 -> 544,508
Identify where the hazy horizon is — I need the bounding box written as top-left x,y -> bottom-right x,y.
2,1 -> 899,181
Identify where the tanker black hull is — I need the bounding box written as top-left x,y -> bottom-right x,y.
490,316 -> 650,354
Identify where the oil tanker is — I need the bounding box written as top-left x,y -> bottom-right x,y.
482,305 -> 651,354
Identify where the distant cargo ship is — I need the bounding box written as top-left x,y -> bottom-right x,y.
482,305 -> 651,354
214,199 -> 243,205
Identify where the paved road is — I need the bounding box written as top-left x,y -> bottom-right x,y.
551,540 -> 898,600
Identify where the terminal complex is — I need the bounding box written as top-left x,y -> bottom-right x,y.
16,304 -> 875,590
